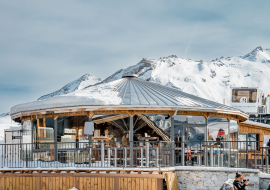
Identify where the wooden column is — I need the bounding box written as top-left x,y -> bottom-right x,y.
43,118 -> 46,137
37,119 -> 40,138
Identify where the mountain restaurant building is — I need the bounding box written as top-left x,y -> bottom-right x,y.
8,74 -> 270,189
8,74 -> 251,169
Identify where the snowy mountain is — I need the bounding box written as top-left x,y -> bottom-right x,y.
36,46 -> 270,106
38,73 -> 103,100
98,46 -> 270,105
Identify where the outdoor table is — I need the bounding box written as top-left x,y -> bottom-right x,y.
202,144 -> 220,167
92,136 -> 111,167
137,137 -> 157,167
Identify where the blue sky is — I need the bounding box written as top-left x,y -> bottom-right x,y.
0,0 -> 270,114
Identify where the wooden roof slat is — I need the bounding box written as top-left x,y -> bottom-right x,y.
92,114 -> 129,124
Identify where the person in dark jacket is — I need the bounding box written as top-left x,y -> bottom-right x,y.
233,173 -> 248,190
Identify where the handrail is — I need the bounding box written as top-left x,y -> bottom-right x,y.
1,140 -> 268,172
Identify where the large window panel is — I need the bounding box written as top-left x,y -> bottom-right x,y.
174,115 -> 206,124
208,117 -> 229,141
22,120 -> 31,144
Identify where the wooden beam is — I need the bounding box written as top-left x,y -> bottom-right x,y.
88,111 -> 94,118
137,114 -> 170,141
110,121 -> 125,131
92,114 -> 129,124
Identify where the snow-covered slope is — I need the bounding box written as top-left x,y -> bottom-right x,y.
36,46 -> 270,106
99,46 -> 270,105
38,73 -> 103,100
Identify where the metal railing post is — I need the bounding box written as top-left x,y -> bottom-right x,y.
262,147 -> 264,173
181,142 -> 185,166
156,144 -> 159,167
246,139 -> 248,168
108,148 -> 111,167
140,147 -> 143,167
89,147 -> 92,167
228,142 -> 231,167
26,144 -> 28,168
101,140 -> 105,167
210,145 -> 213,167
124,147 -> 127,167
267,155 -> 269,174
114,147 -> 117,167
146,140 -> 149,167
255,152 -> 257,169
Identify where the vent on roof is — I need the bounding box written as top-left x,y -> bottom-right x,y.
122,74 -> 138,78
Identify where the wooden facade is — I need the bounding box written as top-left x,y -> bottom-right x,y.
0,170 -> 165,190
239,122 -> 270,149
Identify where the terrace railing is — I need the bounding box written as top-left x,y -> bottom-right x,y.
1,141 -> 173,169
1,140 -> 270,172
175,140 -> 262,169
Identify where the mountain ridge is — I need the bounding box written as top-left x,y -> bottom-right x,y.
33,46 -> 270,106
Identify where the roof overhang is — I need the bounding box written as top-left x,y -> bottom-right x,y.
11,104 -> 249,123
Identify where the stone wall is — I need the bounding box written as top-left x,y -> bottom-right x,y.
174,166 -> 260,190
260,178 -> 270,190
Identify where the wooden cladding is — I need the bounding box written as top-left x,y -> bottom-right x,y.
0,170 -> 164,190
0,176 -> 161,190
239,123 -> 270,149
118,177 -> 158,190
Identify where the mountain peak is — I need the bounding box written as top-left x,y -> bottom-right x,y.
38,73 -> 103,100
242,46 -> 270,62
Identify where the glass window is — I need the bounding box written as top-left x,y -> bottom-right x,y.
35,118 -> 54,144
238,133 -> 259,150
57,116 -> 88,149
208,117 -> 228,141
232,89 -> 257,103
174,115 -> 206,124
22,120 -> 31,144
145,114 -> 171,135
230,120 -> 238,133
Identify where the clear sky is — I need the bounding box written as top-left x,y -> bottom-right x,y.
0,0 -> 270,114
